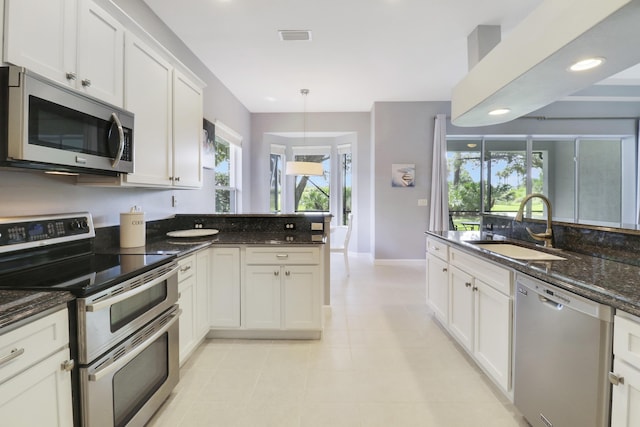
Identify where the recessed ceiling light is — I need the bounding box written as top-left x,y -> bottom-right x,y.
569,57 -> 605,72
488,108 -> 510,116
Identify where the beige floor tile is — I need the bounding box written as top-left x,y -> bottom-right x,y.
152,255 -> 523,426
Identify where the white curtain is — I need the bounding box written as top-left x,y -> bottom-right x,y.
429,114 -> 449,231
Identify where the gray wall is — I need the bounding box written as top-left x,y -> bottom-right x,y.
372,101 -> 450,260
0,0 -> 251,227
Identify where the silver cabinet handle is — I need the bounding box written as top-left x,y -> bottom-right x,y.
61,360 -> 75,372
276,254 -> 289,259
109,113 -> 125,168
179,265 -> 191,273
81,78 -> 91,87
86,264 -> 179,312
66,72 -> 77,81
609,372 -> 624,386
0,348 -> 24,367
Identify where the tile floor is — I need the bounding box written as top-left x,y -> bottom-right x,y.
149,254 -> 527,427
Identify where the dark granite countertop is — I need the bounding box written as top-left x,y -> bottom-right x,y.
426,230 -> 640,317
0,290 -> 74,332
105,232 -> 326,258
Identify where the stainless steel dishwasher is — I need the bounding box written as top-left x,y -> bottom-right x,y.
514,273 -> 613,427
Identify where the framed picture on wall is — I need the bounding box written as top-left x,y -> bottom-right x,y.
392,163 -> 415,187
202,118 -> 215,169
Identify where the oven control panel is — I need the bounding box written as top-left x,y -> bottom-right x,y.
0,212 -> 95,252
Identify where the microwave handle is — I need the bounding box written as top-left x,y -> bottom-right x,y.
85,264 -> 179,312
109,112 -> 125,168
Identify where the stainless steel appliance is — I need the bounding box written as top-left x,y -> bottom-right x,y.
514,273 -> 613,427
0,66 -> 134,175
0,213 -> 179,427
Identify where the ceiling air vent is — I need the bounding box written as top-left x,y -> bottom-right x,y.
278,30 -> 312,41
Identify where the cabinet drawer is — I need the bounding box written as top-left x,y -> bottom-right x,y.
245,247 -> 320,265
0,308 -> 69,384
450,248 -> 512,296
614,313 -> 640,367
178,255 -> 196,281
426,237 -> 449,261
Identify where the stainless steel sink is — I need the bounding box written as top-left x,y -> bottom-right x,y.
471,243 -> 566,261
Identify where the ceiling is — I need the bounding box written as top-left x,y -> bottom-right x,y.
142,0 -> 546,113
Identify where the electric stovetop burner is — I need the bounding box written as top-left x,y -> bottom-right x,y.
0,252 -> 174,296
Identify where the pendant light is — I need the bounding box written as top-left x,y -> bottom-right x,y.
285,88 -> 323,176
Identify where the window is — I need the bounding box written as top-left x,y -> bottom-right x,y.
213,121 -> 242,213
291,146 -> 330,213
337,145 -> 352,225
447,139 -> 482,229
270,145 -> 285,213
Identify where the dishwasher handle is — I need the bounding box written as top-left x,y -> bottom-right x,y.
539,295 -> 564,310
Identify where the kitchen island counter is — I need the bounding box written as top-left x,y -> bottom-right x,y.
426,230 -> 640,317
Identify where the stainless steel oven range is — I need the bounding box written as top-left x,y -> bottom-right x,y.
0,212 -> 180,427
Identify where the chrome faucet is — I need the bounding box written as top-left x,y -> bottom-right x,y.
515,193 -> 554,248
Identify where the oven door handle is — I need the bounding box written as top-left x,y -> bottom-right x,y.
85,264 -> 179,312
88,308 -> 181,382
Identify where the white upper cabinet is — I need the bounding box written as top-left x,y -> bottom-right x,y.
4,0 -> 124,106
75,0 -> 124,105
172,69 -> 203,188
122,32 -> 173,187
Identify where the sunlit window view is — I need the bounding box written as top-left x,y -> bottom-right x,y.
214,135 -> 236,213
293,154 -> 330,212
339,150 -> 352,225
269,151 -> 284,213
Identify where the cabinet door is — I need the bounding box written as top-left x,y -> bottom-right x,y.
449,266 -> 474,352
123,33 -> 173,186
178,275 -> 196,365
196,249 -> 210,338
172,69 -> 203,188
426,253 -> 449,325
611,359 -> 640,427
4,0 -> 77,85
76,0 -> 124,106
283,265 -> 321,330
210,247 -> 241,328
244,265 -> 281,329
474,278 -> 512,392
0,348 -> 73,427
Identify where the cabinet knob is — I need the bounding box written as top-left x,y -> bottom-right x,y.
472,286 -> 478,292
465,282 -> 472,288
61,360 -> 75,372
174,176 -> 180,182
274,270 -> 280,276
81,78 -> 91,87
442,267 -> 447,272
66,72 -> 77,81
608,372 -> 624,386
285,271 -> 290,276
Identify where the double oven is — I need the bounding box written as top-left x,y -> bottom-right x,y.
0,212 -> 179,426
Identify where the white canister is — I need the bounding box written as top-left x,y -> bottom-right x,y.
120,206 -> 146,248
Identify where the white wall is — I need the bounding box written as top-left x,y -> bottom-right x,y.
0,0 -> 251,227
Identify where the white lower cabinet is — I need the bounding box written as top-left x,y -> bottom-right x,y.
0,308 -> 73,426
611,312 -> 640,426
426,237 -> 449,325
426,236 -> 514,397
242,246 -> 323,333
178,250 -> 209,365
209,247 -> 241,328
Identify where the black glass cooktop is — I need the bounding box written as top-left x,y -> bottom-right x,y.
0,252 -> 175,296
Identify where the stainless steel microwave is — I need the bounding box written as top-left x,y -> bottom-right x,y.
0,66 -> 134,175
